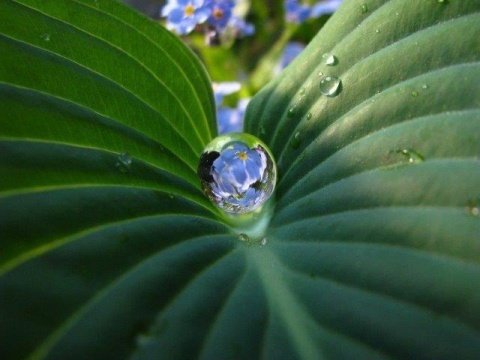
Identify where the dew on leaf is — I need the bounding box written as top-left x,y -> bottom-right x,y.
422,84 -> 429,89
375,29 -> 380,33
396,149 -> 425,163
238,233 -> 250,242
115,152 -> 132,173
261,238 -> 268,246
323,53 -> 337,66
306,112 -> 312,121
197,133 -> 277,214
299,87 -> 306,96
466,199 -> 479,217
319,76 -> 341,97
411,90 -> 418,97
287,105 -> 296,118
361,3 -> 368,13
290,132 -> 301,150
437,0 -> 448,4
40,33 -> 50,41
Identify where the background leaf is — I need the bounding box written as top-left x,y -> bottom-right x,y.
1,0 -> 480,359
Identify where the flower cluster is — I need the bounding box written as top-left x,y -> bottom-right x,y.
161,0 -> 254,40
285,0 -> 343,23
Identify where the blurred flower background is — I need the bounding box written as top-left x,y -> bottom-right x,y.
122,0 -> 342,133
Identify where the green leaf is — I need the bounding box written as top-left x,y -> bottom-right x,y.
2,0 -> 480,360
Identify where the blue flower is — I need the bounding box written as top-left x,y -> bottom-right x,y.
275,42 -> 306,75
227,16 -> 255,37
161,0 -> 212,35
210,142 -> 269,210
285,0 -> 311,24
310,0 -> 343,18
207,0 -> 235,30
217,98 -> 249,134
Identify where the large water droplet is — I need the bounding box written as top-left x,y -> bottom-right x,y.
197,133 -> 277,214
396,149 -> 424,163
116,152 -> 132,173
323,53 -> 337,66
319,76 -> 341,97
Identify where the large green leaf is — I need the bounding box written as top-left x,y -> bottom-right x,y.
1,0 -> 480,360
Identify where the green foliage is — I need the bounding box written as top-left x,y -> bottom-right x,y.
1,0 -> 479,359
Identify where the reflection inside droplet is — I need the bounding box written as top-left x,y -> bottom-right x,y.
197,133 -> 277,214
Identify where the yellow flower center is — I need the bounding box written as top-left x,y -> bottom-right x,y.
213,8 -> 224,19
184,4 -> 195,17
237,151 -> 248,161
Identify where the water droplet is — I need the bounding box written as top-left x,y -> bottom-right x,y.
323,53 -> 337,66
422,84 -> 429,89
197,133 -> 277,214
361,3 -> 368,13
299,87 -> 306,96
396,149 -> 425,163
306,112 -> 312,121
290,132 -> 301,150
261,237 -> 267,246
318,72 -> 323,76
375,29 -> 380,34
238,233 -> 250,242
437,0 -> 448,4
466,199 -> 479,216
319,76 -> 341,97
411,90 -> 418,97
287,105 -> 296,118
40,33 -> 50,42
115,152 -> 132,173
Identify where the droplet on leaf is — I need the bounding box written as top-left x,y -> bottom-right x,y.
396,149 -> 425,163
411,90 -> 418,97
299,87 -> 306,96
319,76 -> 341,97
287,105 -> 296,118
306,112 -> 312,121
115,152 -> 132,173
323,53 -> 337,66
290,132 -> 301,150
361,3 -> 368,13
197,133 -> 277,214
40,33 -> 50,41
238,233 -> 250,242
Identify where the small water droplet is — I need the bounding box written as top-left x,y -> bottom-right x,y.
466,199 -> 480,216
306,112 -> 312,121
287,105 -> 296,118
238,233 -> 250,242
361,3 -> 368,13
261,238 -> 267,246
319,76 -> 341,97
422,84 -> 429,89
116,152 -> 132,173
40,33 -> 50,42
299,87 -> 306,96
318,72 -> 323,76
323,53 -> 337,66
290,132 -> 301,150
197,133 -> 277,214
411,90 -> 418,97
437,0 -> 448,4
375,29 -> 380,33
396,149 -> 425,163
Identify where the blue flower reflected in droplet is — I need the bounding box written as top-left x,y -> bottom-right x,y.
198,139 -> 276,214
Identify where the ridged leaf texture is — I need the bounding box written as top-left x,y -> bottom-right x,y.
1,0 -> 480,359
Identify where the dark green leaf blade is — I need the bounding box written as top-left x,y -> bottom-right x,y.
244,0 -> 480,358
